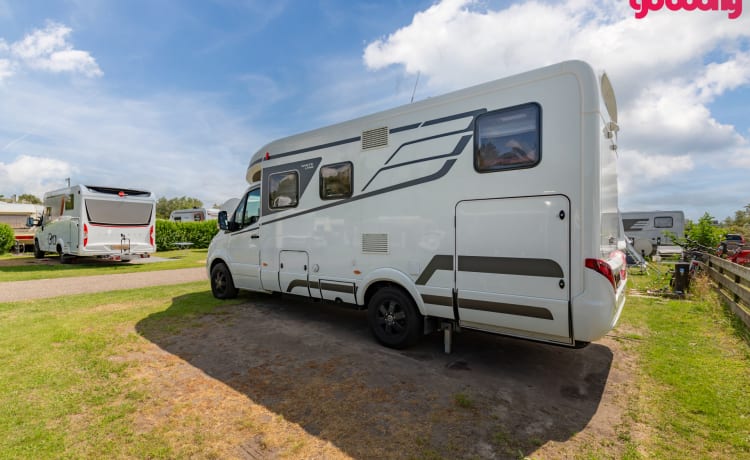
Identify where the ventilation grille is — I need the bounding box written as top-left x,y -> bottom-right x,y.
361,127 -> 389,150
362,233 -> 389,254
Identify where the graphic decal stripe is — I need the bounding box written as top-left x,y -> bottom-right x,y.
415,255 -> 454,285
250,136 -> 361,168
384,129 -> 470,165
421,109 -> 487,128
389,123 -> 421,134
320,282 -> 355,294
421,294 -> 453,306
458,256 -> 563,278
416,254 -> 564,285
458,298 -> 554,320
362,135 -> 472,192
263,159 -> 457,226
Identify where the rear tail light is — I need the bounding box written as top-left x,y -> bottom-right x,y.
586,258 -> 616,291
83,223 -> 89,247
149,225 -> 154,247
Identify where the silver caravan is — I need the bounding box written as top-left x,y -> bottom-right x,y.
621,210 -> 685,257
207,61 -> 627,351
33,185 -> 156,262
170,208 -> 220,222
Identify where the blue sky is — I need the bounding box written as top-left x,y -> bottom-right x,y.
0,0 -> 748,222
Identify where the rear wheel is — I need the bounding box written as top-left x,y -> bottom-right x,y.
211,262 -> 238,299
367,286 -> 422,349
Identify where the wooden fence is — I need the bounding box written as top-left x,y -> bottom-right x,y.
704,254 -> 750,328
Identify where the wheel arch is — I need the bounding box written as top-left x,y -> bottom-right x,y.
358,268 -> 425,315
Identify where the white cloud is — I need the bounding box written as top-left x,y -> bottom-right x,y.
0,79 -> 261,206
362,0 -> 750,219
0,21 -> 102,81
0,155 -> 74,198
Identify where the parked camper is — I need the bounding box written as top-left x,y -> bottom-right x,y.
621,210 -> 685,257
0,202 -> 43,249
207,60 -> 627,352
32,185 -> 156,262
170,208 -> 220,222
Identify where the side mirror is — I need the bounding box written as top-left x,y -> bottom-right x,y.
218,211 -> 228,231
26,216 -> 41,227
249,215 -> 258,225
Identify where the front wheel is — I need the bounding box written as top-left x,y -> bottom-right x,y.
367,286 -> 422,349
33,239 -> 45,259
211,262 -> 239,299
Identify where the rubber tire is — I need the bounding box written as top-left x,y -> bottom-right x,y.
211,262 -> 239,299
33,239 -> 45,259
367,286 -> 422,349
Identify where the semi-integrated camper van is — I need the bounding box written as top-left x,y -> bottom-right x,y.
207,61 -> 627,351
621,210 -> 685,256
170,208 -> 220,222
32,185 -> 157,262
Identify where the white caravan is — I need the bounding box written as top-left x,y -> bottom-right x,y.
621,210 -> 685,257
170,208 -> 220,222
33,185 -> 156,262
207,61 -> 627,351
0,202 -> 43,249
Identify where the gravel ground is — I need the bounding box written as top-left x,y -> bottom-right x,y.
0,267 -> 207,302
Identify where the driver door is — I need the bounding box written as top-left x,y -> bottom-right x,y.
227,187 -> 262,291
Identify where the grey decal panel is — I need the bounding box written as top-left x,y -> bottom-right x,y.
320,282 -> 355,294
250,137 -> 360,168
416,254 -> 564,286
415,255 -> 454,285
261,157 -> 322,216
458,298 -> 554,320
458,255 -> 563,278
286,279 -> 320,292
421,294 -> 453,306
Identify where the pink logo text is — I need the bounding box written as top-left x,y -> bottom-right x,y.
630,0 -> 742,19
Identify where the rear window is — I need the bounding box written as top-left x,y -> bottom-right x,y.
474,103 -> 541,172
85,200 -> 153,226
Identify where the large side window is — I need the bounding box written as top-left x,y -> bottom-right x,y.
474,103 -> 541,172
320,162 -> 353,200
269,171 -> 299,209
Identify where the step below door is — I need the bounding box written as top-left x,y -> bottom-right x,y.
455,195 -> 571,344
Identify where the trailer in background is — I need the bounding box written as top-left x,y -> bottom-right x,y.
0,202 -> 43,250
621,210 -> 685,257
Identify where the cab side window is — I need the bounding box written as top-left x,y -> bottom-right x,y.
232,188 -> 260,229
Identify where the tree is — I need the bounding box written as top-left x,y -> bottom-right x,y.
156,196 -> 203,219
17,194 -> 42,204
686,212 -> 722,249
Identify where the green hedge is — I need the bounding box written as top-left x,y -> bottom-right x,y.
0,223 -> 14,254
155,219 -> 219,251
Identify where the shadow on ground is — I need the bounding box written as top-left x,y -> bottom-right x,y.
136,292 -> 614,459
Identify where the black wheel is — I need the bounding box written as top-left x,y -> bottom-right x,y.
33,239 -> 44,259
211,262 -> 238,299
367,286 -> 422,349
57,245 -> 71,264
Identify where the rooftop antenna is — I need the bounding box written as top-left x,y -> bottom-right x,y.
410,71 -> 421,103
65,177 -> 71,187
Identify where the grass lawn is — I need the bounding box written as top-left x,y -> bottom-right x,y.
618,266 -> 750,459
1,263 -> 750,458
0,249 -> 207,282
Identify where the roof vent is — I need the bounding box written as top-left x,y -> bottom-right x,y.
362,233 -> 389,254
361,127 -> 388,150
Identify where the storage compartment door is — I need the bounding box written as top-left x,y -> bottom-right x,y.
279,250 -> 310,297
455,195 -> 571,344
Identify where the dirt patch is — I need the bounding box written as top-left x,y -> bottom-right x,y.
131,292 -> 637,459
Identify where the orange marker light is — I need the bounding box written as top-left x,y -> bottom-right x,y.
353,270 -> 361,275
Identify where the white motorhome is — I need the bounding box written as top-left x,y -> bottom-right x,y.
207,61 -> 627,351
621,210 -> 685,257
33,185 -> 157,262
170,208 -> 220,222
